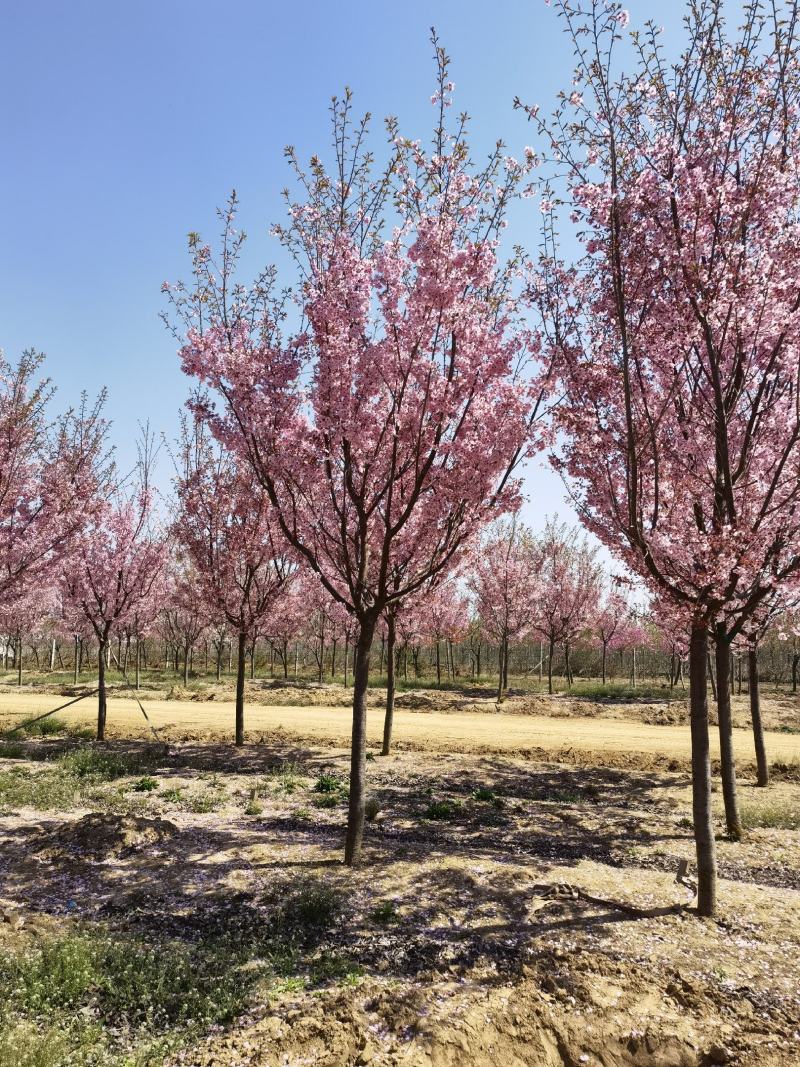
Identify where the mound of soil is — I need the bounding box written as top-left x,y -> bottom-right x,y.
48,813 -> 178,860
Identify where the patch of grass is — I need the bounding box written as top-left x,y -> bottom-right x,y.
132,776 -> 158,792
293,807 -> 311,819
59,747 -> 159,781
17,717 -> 67,738
472,786 -> 497,803
0,741 -> 26,760
0,930 -> 252,1059
309,950 -> 362,985
423,798 -> 462,821
244,799 -> 263,817
313,773 -> 346,795
369,900 -> 398,926
0,767 -> 80,811
678,816 -> 693,830
312,792 -> 340,808
540,789 -> 581,805
740,799 -> 798,830
160,786 -> 183,803
278,881 -> 342,931
185,789 -> 227,814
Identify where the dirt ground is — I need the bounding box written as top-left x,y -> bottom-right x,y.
0,688 -> 798,774
0,685 -> 798,1065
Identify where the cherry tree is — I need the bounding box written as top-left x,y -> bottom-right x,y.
530,0 -> 800,912
592,589 -> 639,686
61,454 -> 166,740
173,424 -> 296,744
169,46 -> 548,864
528,520 -> 602,694
419,580 -> 469,687
0,350 -> 110,612
469,521 -> 537,701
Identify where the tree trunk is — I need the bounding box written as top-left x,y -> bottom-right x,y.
792,652 -> 799,694
49,638 -> 56,672
707,654 -> 717,700
547,638 -> 554,695
344,637 -> 349,688
436,641 -> 441,687
74,635 -> 79,685
715,625 -> 742,840
602,642 -> 607,686
135,639 -> 141,690
564,641 -> 572,688
689,624 -> 717,917
235,631 -> 247,746
216,643 -> 222,682
503,637 -> 509,690
97,642 -> 107,741
497,635 -> 505,702
382,614 -> 396,756
631,646 -> 637,688
318,635 -> 324,683
183,642 -> 189,686
17,632 -> 22,686
345,616 -> 377,866
749,647 -> 768,787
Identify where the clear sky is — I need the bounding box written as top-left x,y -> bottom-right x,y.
1,0 -> 681,525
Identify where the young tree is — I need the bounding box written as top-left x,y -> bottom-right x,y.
169,46 -> 547,864
469,521 -> 537,701
61,454 -> 166,740
529,520 -> 602,694
0,351 -> 110,611
531,0 -> 800,912
592,589 -> 639,686
174,424 -> 296,744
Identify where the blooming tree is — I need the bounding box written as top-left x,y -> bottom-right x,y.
469,521 -> 537,700
169,45 -> 548,864
529,0 -> 800,911
61,453 -> 166,740
173,423 -> 296,744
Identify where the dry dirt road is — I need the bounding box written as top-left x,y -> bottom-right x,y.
1,690 -> 799,764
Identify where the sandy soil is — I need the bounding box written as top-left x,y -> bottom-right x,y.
1,690 -> 799,769
0,739 -> 798,1065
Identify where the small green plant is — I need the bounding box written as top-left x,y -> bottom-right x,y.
133,776 -> 158,793
59,748 -> 158,781
279,881 -> 342,931
244,799 -> 263,817
293,807 -> 311,819
19,717 -> 66,737
0,742 -> 26,761
678,816 -> 693,830
186,789 -> 227,814
314,773 -> 345,794
365,752 -> 375,762
472,787 -> 497,803
160,787 -> 183,803
313,792 -> 339,808
309,950 -> 362,985
423,798 -> 462,821
369,900 -> 398,925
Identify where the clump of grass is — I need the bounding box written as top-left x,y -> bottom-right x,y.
159,787 -> 183,803
293,807 -> 311,819
0,741 -> 26,761
17,717 -> 66,738
244,799 -> 263,817
740,799 -> 798,830
132,776 -> 158,793
364,797 -> 381,821
423,798 -> 462,821
59,748 -> 159,781
0,767 -> 80,812
313,792 -> 340,808
309,950 -> 362,985
369,900 -> 398,925
313,773 -> 346,795
185,788 -> 227,814
278,881 -> 342,931
0,930 -> 252,1058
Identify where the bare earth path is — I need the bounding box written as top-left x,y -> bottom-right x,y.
1,690 -> 798,763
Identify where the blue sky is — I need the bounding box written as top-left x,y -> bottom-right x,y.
1,0 -> 681,521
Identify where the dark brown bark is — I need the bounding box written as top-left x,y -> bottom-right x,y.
715,625 -> 742,839
689,624 -> 717,916
235,631 -> 247,746
381,614 -> 396,756
749,647 -> 769,787
345,616 -> 376,866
